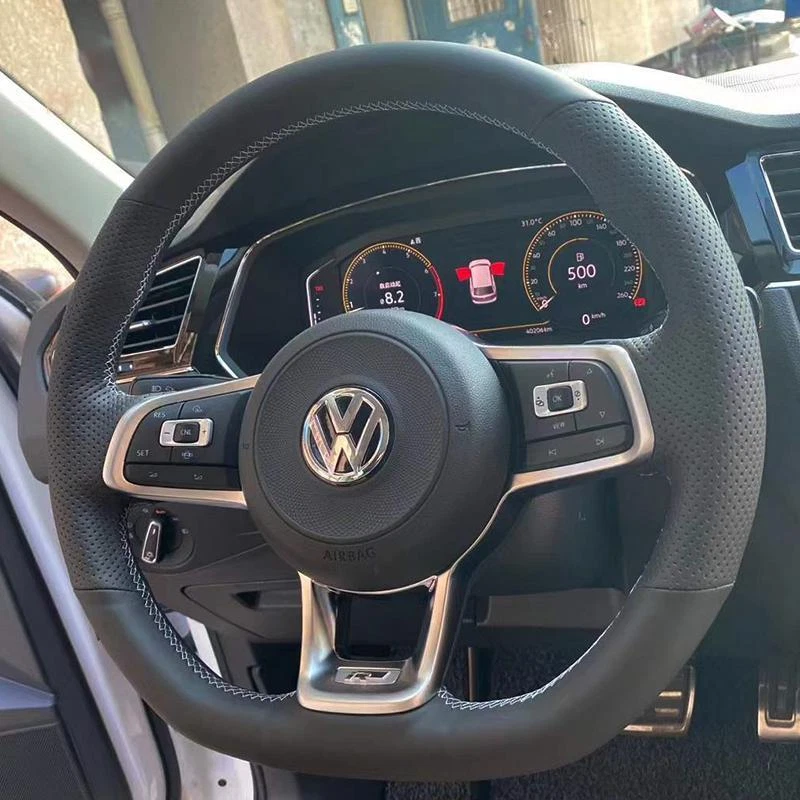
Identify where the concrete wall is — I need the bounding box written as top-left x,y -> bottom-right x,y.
362,0 -> 410,43
122,0 -> 336,136
228,0 -> 336,80
1,0 -> 707,164
0,0 -> 111,154
121,0 -> 248,138
588,0 -> 701,64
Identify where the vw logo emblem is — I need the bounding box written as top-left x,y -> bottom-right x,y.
301,387 -> 391,485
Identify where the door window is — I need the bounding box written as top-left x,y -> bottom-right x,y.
0,216 -> 72,300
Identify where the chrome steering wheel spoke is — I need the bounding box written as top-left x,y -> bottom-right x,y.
479,342 -> 655,495
297,568 -> 466,714
103,376 -> 258,509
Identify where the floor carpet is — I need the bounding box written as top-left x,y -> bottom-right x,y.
388,648 -> 800,800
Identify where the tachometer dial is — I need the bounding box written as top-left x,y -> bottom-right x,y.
522,211 -> 643,332
342,242 -> 444,318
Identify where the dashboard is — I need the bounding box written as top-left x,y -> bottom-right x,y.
216,165 -> 668,377
308,210 -> 656,339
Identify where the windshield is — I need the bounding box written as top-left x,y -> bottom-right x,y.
1,0 -> 799,175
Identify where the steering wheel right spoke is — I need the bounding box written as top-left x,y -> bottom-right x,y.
103,376 -> 258,509
481,342 -> 655,494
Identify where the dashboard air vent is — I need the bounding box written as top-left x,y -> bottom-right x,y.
762,151 -> 800,252
120,255 -> 201,357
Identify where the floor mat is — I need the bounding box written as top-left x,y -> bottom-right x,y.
385,650 -> 471,800
389,648 -> 800,800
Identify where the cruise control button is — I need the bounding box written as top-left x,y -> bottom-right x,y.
525,424 -> 631,470
126,403 -> 182,464
569,361 -> 629,431
124,464 -> 240,490
175,392 -> 249,466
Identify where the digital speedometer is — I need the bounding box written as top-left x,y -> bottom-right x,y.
522,211 -> 644,332
304,212 -> 661,345
342,242 -> 445,318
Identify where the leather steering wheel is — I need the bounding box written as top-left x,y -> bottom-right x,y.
47,42 -> 765,781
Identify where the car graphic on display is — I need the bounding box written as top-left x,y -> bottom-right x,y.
455,259 -> 505,304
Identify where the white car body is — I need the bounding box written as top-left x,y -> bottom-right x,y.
468,258 -> 497,304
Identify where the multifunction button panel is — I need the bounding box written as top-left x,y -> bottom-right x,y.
124,391 -> 249,490
504,360 -> 632,471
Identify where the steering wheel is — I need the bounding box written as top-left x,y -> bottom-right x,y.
47,42 -> 765,781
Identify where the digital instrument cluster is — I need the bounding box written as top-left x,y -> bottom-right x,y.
307,211 -> 664,342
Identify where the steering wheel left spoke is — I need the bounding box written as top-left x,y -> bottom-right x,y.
103,376 -> 257,509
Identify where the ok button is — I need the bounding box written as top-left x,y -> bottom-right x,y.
547,385 -> 574,412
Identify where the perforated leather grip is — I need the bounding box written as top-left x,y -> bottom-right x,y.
535,102 -> 765,590
47,42 -> 765,780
